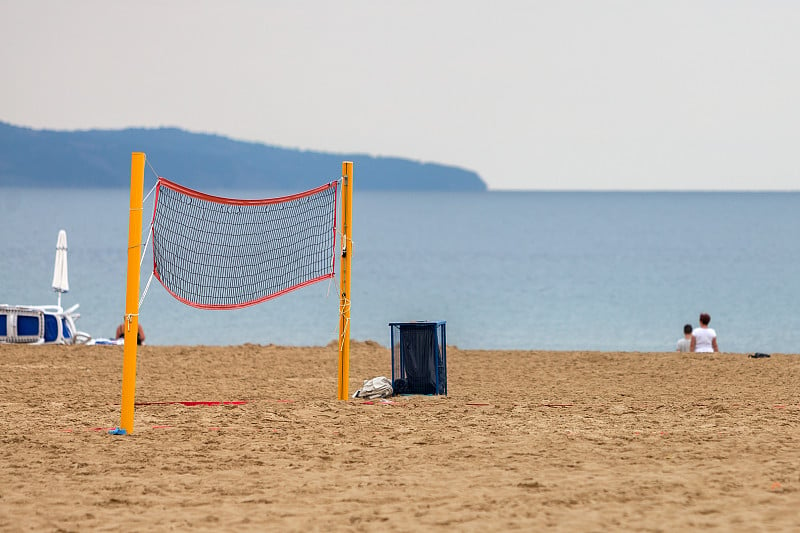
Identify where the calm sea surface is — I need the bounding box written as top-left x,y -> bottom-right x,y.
1,187 -> 799,353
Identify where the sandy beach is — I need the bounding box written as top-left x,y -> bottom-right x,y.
1,342 -> 799,531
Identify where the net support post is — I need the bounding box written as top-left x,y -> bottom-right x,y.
117,152 -> 146,435
337,161 -> 353,400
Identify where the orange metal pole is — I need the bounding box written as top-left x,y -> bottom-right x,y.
118,152 -> 145,434
337,161 -> 353,400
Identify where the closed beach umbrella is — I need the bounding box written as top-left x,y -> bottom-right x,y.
52,229 -> 69,306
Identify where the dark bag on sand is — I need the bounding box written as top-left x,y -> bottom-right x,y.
749,352 -> 770,358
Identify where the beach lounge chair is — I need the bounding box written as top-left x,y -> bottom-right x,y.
0,304 -> 85,344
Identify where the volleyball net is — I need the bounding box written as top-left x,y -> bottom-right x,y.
114,153 -> 353,435
151,178 -> 339,309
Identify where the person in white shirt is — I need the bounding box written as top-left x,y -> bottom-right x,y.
676,324 -> 693,352
690,313 -> 719,353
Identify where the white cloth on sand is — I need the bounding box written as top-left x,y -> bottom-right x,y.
353,376 -> 393,399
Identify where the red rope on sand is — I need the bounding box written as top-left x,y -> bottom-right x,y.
134,400 -> 249,406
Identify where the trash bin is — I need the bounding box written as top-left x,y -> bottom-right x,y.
389,321 -> 447,395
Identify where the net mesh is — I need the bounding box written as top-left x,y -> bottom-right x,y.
151,178 -> 338,309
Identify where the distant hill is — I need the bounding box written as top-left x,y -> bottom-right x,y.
0,121 -> 486,192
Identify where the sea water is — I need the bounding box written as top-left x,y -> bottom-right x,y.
1,187 -> 799,353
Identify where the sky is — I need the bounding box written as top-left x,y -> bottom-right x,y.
1,0 -> 798,191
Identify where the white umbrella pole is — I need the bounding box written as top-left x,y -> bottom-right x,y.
52,230 -> 69,308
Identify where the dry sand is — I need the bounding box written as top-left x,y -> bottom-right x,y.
1,342 -> 799,532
